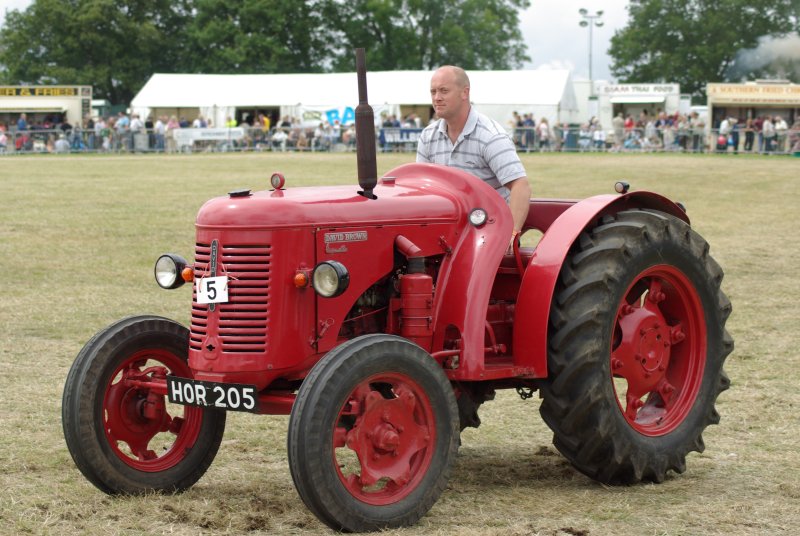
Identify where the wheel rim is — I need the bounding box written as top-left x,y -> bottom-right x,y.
103,349 -> 203,471
610,264 -> 706,436
332,372 -> 436,505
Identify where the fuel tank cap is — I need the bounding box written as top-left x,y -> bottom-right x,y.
229,188 -> 252,198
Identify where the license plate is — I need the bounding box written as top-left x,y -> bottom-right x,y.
167,376 -> 259,413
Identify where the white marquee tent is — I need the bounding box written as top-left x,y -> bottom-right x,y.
131,69 -> 579,130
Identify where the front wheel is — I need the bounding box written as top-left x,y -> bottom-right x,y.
288,335 -> 459,532
62,315 -> 226,494
540,209 -> 733,483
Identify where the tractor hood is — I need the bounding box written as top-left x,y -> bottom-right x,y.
196,163 -> 492,230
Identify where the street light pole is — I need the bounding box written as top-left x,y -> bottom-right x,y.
579,8 -> 604,96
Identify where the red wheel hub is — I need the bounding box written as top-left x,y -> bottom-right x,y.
103,349 -> 203,471
333,373 -> 436,505
611,265 -> 706,435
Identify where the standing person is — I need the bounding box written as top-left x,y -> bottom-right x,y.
166,115 -> 180,153
689,111 -> 704,153
753,115 -> 764,152
717,116 -> 731,153
154,116 -> 166,152
523,113 -> 535,151
592,123 -> 606,151
537,117 -> 551,151
145,115 -> 154,150
417,65 -> 530,245
676,114 -> 689,151
762,116 -> 776,153
612,112 -> 624,151
94,116 -> 106,152
129,113 -> 145,152
774,115 -> 788,153
624,114 -> 634,140
510,111 -> 523,148
744,117 -> 755,152
115,111 -> 130,151
729,118 -> 740,154
85,115 -> 95,150
16,112 -> 28,132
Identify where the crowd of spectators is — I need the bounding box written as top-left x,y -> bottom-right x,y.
2,109 -> 798,156
506,109 -> 800,154
713,114 -> 796,154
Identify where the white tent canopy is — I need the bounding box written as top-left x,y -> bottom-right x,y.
131,69 -> 579,129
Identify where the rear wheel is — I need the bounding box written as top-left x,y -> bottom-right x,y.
540,209 -> 733,483
62,315 -> 226,494
288,334 -> 459,532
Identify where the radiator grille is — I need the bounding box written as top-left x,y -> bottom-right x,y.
190,243 -> 271,353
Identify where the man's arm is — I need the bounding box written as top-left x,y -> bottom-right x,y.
506,177 -> 531,236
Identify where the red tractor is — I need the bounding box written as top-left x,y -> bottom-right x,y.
62,51 -> 732,532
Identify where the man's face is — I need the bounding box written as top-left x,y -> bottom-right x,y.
430,69 -> 468,121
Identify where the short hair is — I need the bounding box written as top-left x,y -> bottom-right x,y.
438,65 -> 470,89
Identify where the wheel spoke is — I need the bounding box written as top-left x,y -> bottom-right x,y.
657,379 -> 678,409
624,392 -> 644,421
168,415 -> 183,434
333,426 -> 348,448
647,278 -> 665,305
670,322 -> 686,344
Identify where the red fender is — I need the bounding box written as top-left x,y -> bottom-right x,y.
512,191 -> 689,377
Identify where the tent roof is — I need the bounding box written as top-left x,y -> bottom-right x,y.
131,70 -> 577,110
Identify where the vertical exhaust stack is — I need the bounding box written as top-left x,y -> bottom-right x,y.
355,48 -> 378,200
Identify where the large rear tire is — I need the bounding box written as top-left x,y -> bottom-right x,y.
540,209 -> 733,483
288,334 -> 459,532
62,315 -> 226,494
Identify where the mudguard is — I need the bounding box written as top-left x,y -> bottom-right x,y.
513,191 -> 689,377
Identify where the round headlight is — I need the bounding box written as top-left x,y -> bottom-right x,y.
270,172 -> 285,190
155,254 -> 188,289
469,208 -> 488,227
312,261 -> 349,298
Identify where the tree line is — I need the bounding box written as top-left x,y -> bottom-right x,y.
0,0 -> 796,106
0,0 -> 530,104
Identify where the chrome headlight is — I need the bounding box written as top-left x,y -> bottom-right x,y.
312,261 -> 349,298
469,208 -> 488,227
155,254 -> 188,289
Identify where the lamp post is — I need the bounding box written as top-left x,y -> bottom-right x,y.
579,8 -> 604,96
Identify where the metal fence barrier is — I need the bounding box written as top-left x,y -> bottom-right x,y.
1,125 -> 798,156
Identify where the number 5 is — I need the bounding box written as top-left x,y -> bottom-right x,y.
206,280 -> 217,300
242,388 -> 256,410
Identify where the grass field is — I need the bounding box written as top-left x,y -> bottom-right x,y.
0,151 -> 798,535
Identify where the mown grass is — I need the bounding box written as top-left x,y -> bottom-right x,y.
0,151 -> 798,535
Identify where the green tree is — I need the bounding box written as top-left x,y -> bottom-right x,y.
608,0 -> 798,98
0,0 -> 533,103
0,0 -> 191,104
323,0 -> 531,71
184,0 -> 331,73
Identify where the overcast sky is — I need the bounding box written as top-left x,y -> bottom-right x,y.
0,0 -> 629,82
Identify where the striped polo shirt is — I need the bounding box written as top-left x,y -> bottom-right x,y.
416,107 -> 526,202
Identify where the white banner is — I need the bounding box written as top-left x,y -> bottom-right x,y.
172,127 -> 246,147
